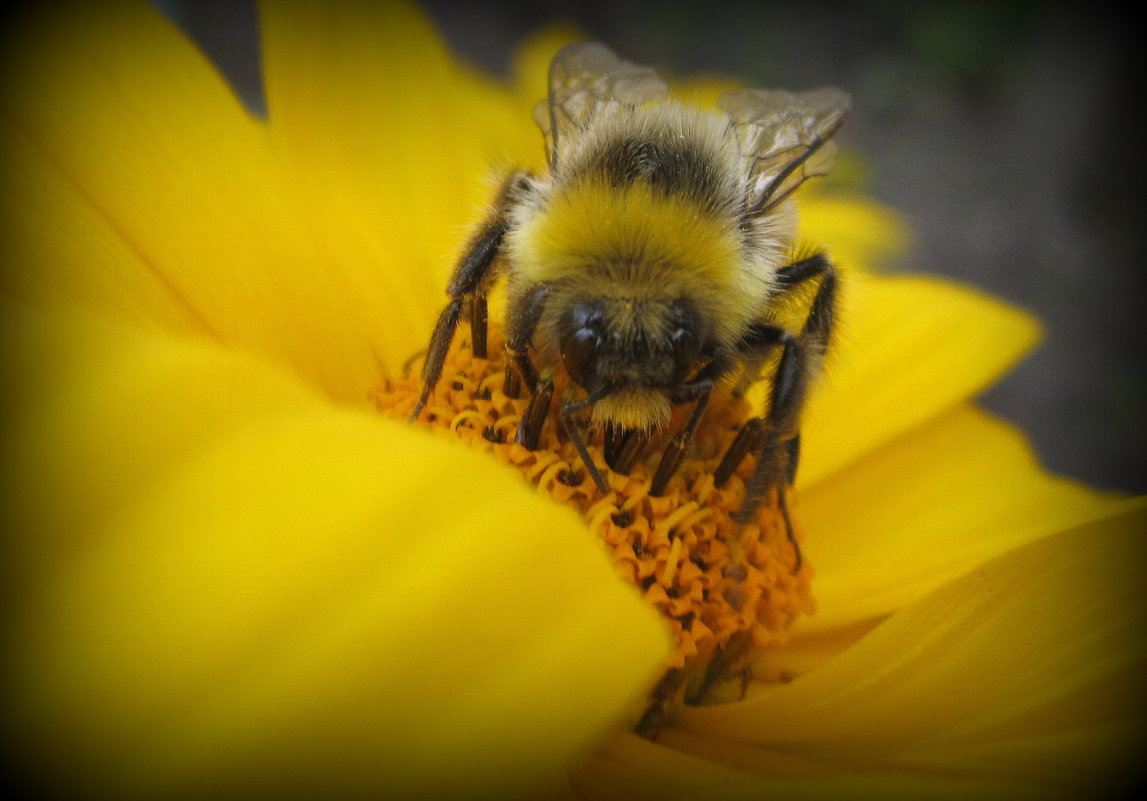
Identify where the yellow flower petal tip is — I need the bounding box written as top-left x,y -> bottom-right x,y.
373,326 -> 815,733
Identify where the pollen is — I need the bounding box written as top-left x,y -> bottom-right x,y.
371,327 -> 814,733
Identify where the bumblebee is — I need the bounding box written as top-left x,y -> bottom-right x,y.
412,43 -> 847,568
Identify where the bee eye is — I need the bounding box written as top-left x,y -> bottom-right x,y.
671,325 -> 700,380
561,326 -> 600,388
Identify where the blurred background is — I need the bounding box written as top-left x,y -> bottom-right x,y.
156,0 -> 1144,495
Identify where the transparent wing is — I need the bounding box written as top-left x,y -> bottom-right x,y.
719,87 -> 850,215
533,42 -> 670,170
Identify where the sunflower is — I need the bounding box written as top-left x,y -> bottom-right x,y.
1,2 -> 1143,799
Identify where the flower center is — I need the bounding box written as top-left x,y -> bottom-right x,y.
372,327 -> 813,733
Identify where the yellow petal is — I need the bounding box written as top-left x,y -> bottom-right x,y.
1,304 -> 670,798
800,193 -> 912,276
798,271 -> 1042,487
673,772 -> 1056,801
795,403 -> 1121,633
0,0 -> 267,337
571,731 -> 765,800
0,1 -> 460,401
574,731 -> 1051,800
259,0 -> 513,228
885,720 -> 1146,800
0,119 -> 208,337
258,0 -> 534,366
676,499 -> 1147,791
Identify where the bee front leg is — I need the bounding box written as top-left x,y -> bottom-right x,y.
504,285 -> 550,447
516,376 -> 554,450
647,351 -> 730,494
503,285 -> 549,399
604,425 -> 649,476
650,381 -> 714,496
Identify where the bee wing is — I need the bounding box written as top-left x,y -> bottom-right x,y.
534,42 -> 669,170
719,87 -> 850,215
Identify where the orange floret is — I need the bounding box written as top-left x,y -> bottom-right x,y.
372,327 -> 814,731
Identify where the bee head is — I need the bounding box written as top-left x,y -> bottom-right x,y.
558,297 -> 702,398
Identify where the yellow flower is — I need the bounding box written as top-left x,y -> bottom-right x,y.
0,2 -> 1142,800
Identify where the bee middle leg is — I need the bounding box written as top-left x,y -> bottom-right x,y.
716,252 -> 838,570
410,169 -> 530,421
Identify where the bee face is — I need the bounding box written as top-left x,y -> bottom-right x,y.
556,296 -> 703,398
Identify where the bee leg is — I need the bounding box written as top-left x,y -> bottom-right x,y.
470,293 -> 488,359
410,235 -> 499,420
774,252 -> 837,379
502,363 -> 522,399
650,381 -> 714,496
714,417 -> 766,487
603,423 -> 626,469
727,252 -> 837,571
504,287 -> 555,448
785,433 -> 801,486
733,334 -> 806,570
616,430 -> 650,475
516,377 -> 554,450
605,425 -> 648,475
410,169 -> 529,421
503,285 -> 549,400
410,295 -> 466,421
507,349 -> 539,398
